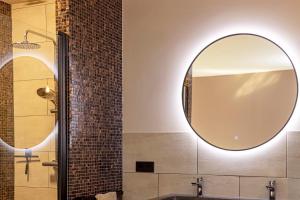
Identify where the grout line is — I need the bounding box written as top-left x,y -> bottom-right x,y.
12,2 -> 55,11
14,78 -> 53,82
47,151 -> 50,188
15,186 -> 57,189
45,5 -> 48,36
286,132 -> 288,178
287,177 -> 300,180
14,150 -> 55,154
123,172 -> 290,179
10,2 -> 55,10
46,78 -> 49,115
14,115 -> 55,118
197,138 -> 199,175
238,176 -> 241,198
157,173 -> 160,198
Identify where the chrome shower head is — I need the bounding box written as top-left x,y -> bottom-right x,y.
37,87 -> 56,104
12,40 -> 40,49
37,87 -> 57,113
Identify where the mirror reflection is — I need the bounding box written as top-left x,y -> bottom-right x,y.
1,56 -> 57,149
183,34 -> 297,150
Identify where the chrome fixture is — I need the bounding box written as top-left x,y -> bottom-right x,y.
191,177 -> 203,197
14,149 -> 40,182
37,86 -> 57,113
12,29 -> 56,49
266,180 -> 276,200
12,39 -> 40,49
42,160 -> 58,168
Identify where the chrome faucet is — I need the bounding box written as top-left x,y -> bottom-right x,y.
266,180 -> 276,200
191,177 -> 203,197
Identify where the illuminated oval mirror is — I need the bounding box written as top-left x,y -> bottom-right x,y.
183,34 -> 298,150
0,56 -> 57,149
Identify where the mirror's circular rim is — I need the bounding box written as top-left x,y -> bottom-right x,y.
182,33 -> 299,151
0,53 -> 58,151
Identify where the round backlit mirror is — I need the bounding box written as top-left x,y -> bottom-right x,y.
0,56 -> 57,149
183,34 -> 298,150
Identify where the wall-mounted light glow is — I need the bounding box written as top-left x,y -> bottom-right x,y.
178,23 -> 299,156
0,52 -> 58,152
0,124 -> 58,153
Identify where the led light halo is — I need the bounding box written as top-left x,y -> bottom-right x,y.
182,33 -> 298,152
0,52 -> 58,152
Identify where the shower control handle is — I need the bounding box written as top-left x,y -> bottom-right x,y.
42,160 -> 58,167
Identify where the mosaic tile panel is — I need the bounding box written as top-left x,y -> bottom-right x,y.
56,0 -> 122,199
0,1 -> 14,200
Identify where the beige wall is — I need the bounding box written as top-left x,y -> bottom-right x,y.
123,0 -> 300,199
191,70 -> 297,150
124,131 -> 300,200
123,0 -> 300,133
11,1 -> 57,199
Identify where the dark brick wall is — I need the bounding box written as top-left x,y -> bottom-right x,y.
0,2 -> 14,200
56,0 -> 122,199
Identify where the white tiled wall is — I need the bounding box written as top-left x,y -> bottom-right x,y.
240,177 -> 288,200
123,173 -> 158,200
123,132 -> 197,174
123,132 -> 300,200
197,136 -> 286,177
287,132 -> 300,178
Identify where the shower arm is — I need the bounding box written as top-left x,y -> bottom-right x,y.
24,30 -> 57,46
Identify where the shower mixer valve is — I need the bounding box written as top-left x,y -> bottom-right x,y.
15,149 -> 40,181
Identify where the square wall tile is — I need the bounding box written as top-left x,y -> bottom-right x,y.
123,132 -> 197,174
159,174 -> 197,197
46,3 -> 56,40
287,132 -> 300,178
240,177 -> 287,200
15,151 -> 49,187
50,131 -> 57,152
14,79 -> 48,116
14,115 -> 55,150
12,4 -> 47,43
13,53 -> 55,82
123,173 -> 158,200
159,174 -> 239,198
198,134 -> 286,177
201,175 -> 239,198
15,187 -> 56,200
288,178 -> 300,200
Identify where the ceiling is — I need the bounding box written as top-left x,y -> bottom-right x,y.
192,35 -> 293,77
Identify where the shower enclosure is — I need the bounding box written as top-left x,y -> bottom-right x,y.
0,1 -> 68,200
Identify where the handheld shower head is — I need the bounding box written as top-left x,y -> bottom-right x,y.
37,87 -> 56,105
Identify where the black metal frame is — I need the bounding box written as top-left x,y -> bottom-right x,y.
57,31 -> 69,200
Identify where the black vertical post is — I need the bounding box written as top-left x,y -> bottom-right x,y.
58,31 -> 69,200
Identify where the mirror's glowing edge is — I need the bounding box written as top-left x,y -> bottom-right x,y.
177,25 -> 299,156
182,33 -> 297,151
0,52 -> 58,152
